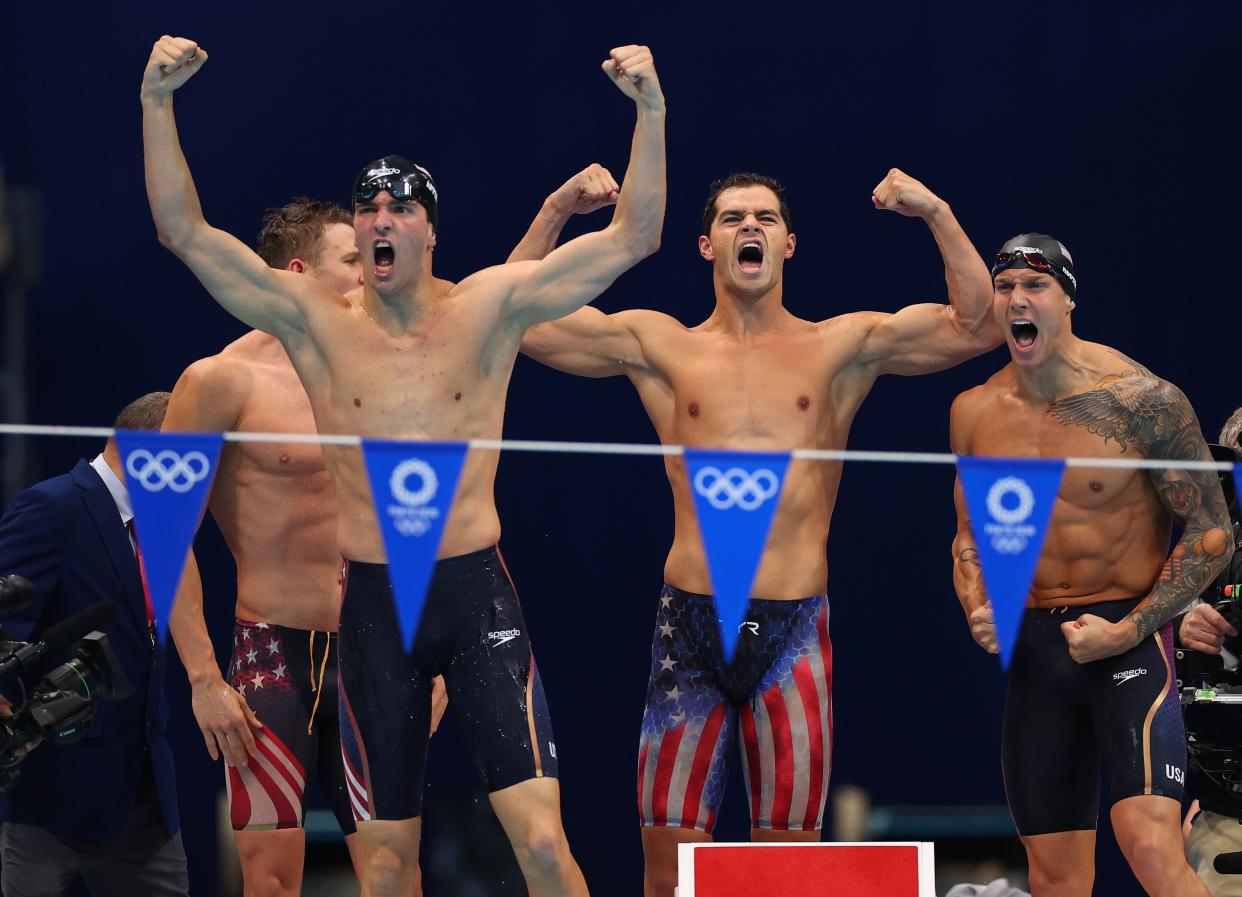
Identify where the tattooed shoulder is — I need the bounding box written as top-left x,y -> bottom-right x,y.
1048,367 -> 1195,455
1101,346 -> 1158,379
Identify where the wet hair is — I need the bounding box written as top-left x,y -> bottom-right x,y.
701,173 -> 793,236
256,197 -> 352,269
111,392 -> 171,432
1220,407 -> 1242,452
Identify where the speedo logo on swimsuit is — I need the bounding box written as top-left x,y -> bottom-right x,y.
487,628 -> 521,647
1113,668 -> 1148,686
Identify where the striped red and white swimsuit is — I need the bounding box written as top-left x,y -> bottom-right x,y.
637,586 -> 832,833
224,618 -> 354,834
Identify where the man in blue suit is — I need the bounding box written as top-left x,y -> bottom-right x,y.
0,391 -> 188,897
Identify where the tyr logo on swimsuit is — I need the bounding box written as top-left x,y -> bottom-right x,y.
983,476 -> 1037,554
386,458 -> 440,537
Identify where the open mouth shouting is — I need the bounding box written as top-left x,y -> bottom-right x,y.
373,240 -> 395,277
1010,319 -> 1038,353
737,239 -> 764,275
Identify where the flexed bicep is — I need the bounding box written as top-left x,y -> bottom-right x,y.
141,35 -> 311,337
860,303 -> 1002,376
503,46 -> 665,326
520,305 -> 646,378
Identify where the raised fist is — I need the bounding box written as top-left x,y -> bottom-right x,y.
548,163 -> 620,217
141,35 -> 207,101
871,168 -> 944,219
602,45 -> 664,112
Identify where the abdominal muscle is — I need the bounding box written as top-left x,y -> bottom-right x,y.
1026,496 -> 1168,609
663,457 -> 837,600
326,443 -> 502,563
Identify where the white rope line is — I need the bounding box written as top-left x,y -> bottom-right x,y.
0,422 -> 1233,471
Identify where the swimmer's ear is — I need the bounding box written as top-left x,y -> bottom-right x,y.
785,232 -> 796,260
427,228 -> 437,252
698,234 -> 713,262
287,258 -> 307,274
1066,296 -> 1076,313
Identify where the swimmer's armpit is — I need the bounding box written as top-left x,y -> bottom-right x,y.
1051,370 -> 1232,641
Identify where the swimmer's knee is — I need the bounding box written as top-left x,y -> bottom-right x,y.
1026,863 -> 1092,897
642,854 -> 679,897
361,845 -> 413,897
1022,836 -> 1094,897
510,819 -> 571,878
244,872 -> 298,897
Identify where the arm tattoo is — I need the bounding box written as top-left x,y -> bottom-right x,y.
1050,369 -> 1231,640
959,548 -> 980,566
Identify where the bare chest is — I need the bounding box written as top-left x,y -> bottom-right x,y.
305,307 -> 511,434
969,409 -> 1145,509
229,370 -> 326,479
659,339 -> 842,448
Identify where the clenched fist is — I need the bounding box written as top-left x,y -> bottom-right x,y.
871,168 -> 946,219
547,163 -> 620,217
602,45 -> 664,113
1061,613 -> 1136,663
140,35 -> 207,102
968,603 -> 999,654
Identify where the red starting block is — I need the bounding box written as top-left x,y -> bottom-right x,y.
677,841 -> 936,897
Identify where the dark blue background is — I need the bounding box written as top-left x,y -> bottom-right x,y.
3,2 -> 1238,894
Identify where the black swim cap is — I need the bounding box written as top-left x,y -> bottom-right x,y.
352,156 -> 439,228
992,233 -> 1077,299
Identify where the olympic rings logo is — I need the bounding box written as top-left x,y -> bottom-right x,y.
125,449 -> 211,494
390,459 -> 438,507
991,536 -> 1028,555
986,476 -> 1035,525
693,466 -> 780,511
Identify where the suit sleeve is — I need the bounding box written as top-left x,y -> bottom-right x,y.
0,487 -> 67,642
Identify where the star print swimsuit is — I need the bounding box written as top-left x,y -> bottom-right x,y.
225,618 -> 354,833
638,586 -> 833,833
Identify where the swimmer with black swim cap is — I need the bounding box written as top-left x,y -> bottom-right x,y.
144,33 -> 667,896
990,233 -> 1078,365
349,155 -> 443,287
952,232 -> 1228,897
353,156 -> 439,226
